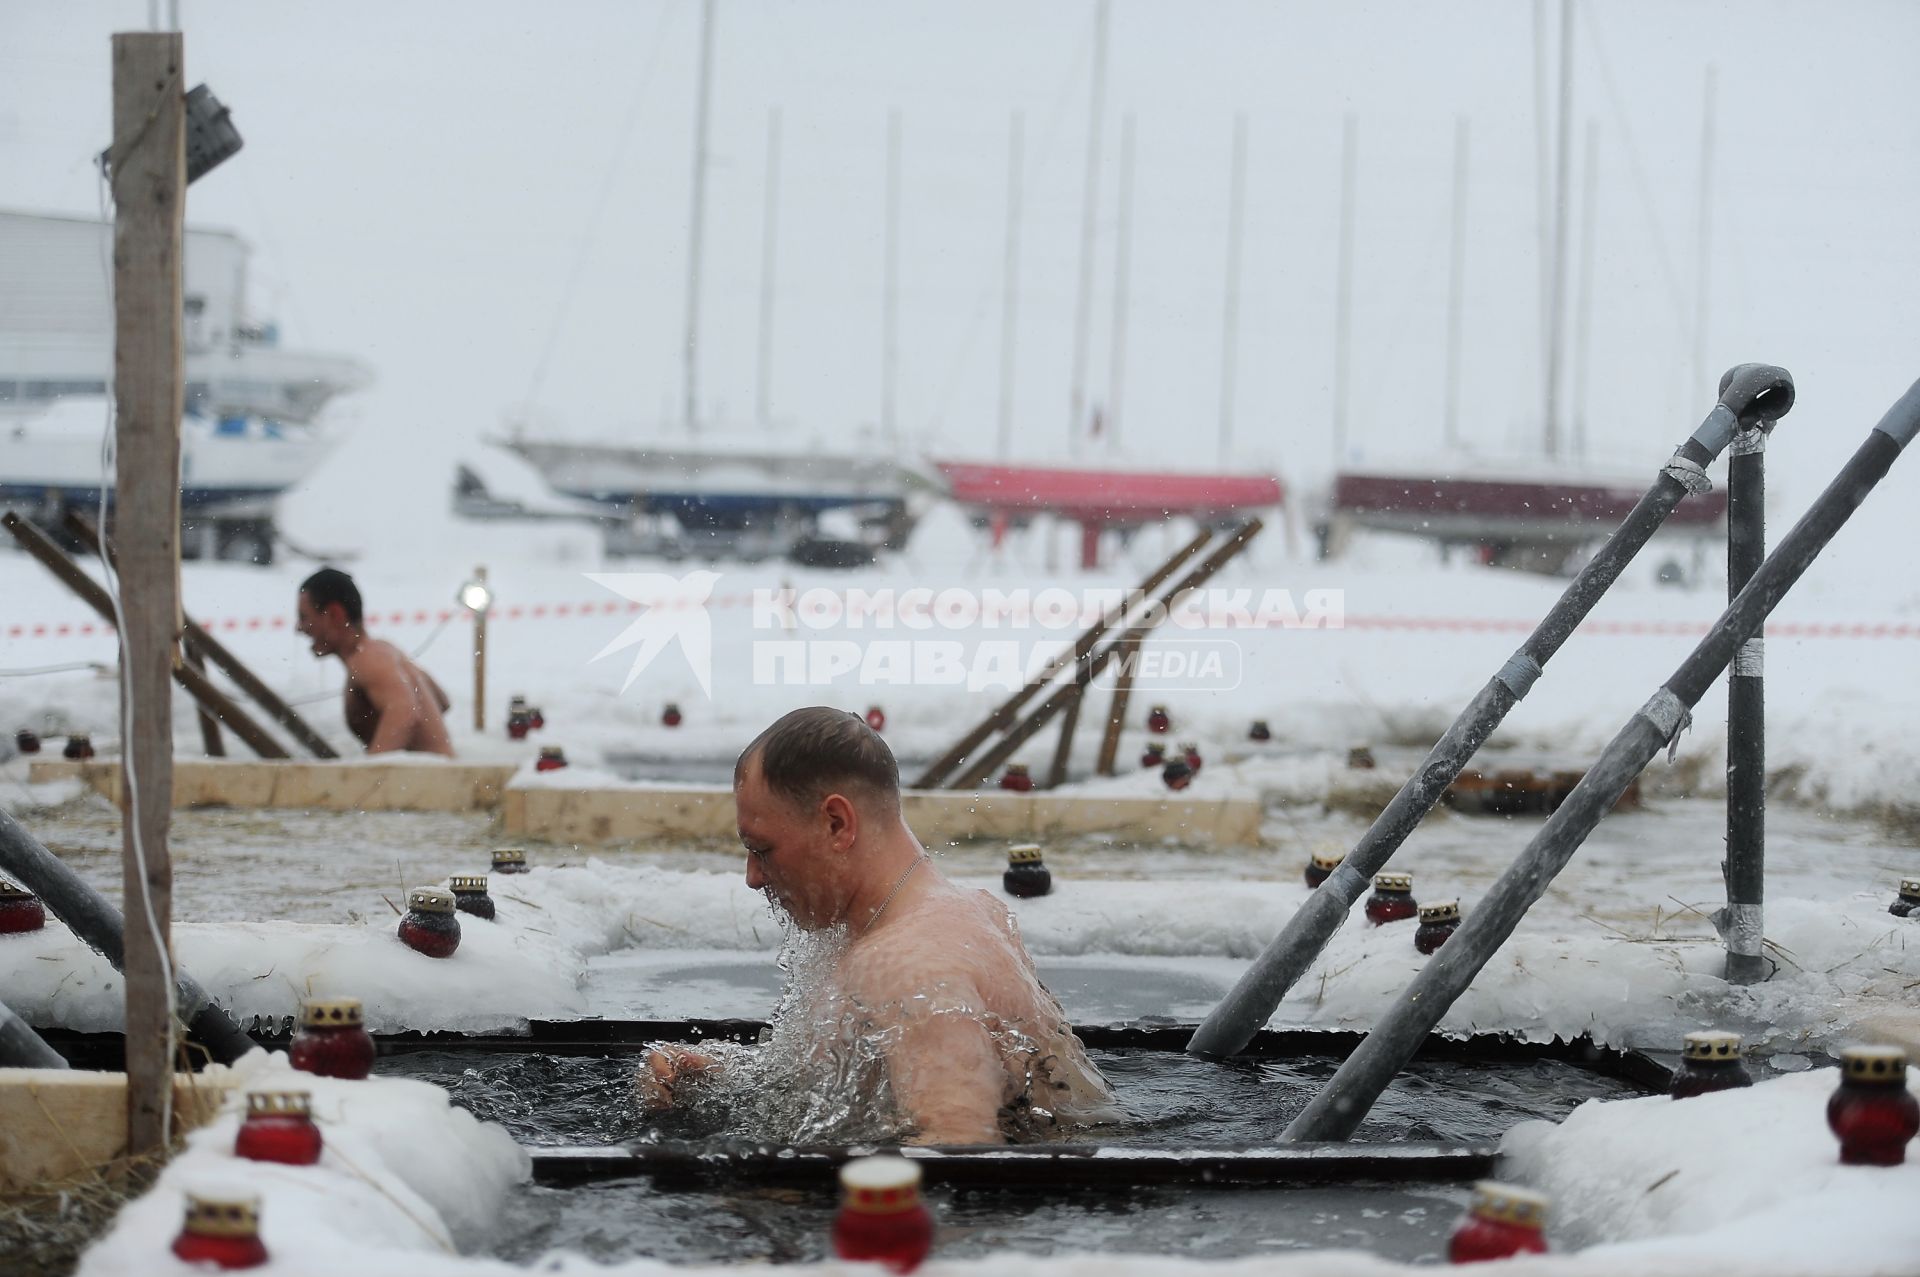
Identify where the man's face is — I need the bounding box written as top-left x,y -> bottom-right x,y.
296,591 -> 347,657
735,755 -> 846,930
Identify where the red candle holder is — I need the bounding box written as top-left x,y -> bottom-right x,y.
172,1191 -> 269,1270
397,886 -> 461,959
529,706 -> 545,730
450,874 -> 495,921
1003,844 -> 1051,898
289,997 -> 375,1080
507,696 -> 531,740
14,728 -> 40,755
1669,1030 -> 1753,1098
662,703 -> 683,728
1365,872 -> 1417,926
1145,705 -> 1171,734
491,847 -> 530,875
1890,878 -> 1920,919
1448,1180 -> 1549,1263
63,733 -> 94,761
1139,742 -> 1166,769
832,1155 -> 934,1273
998,763 -> 1034,792
1161,758 -> 1193,791
1248,719 -> 1272,742
1828,1046 -> 1919,1166
0,880 -> 47,935
1415,899 -> 1461,955
234,1091 -> 323,1165
1180,742 -> 1204,773
866,706 -> 887,732
535,745 -> 568,772
1305,849 -> 1343,890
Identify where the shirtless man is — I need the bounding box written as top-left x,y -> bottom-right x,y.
295,568 -> 455,757
640,706 -> 1116,1144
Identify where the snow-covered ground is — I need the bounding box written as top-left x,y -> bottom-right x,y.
5,516 -> 1919,1273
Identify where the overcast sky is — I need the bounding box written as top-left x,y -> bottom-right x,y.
4,1 -> 1917,561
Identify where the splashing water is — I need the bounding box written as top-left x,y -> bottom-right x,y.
644,888 -> 1121,1145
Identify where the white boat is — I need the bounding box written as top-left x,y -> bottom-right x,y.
0,209 -> 370,562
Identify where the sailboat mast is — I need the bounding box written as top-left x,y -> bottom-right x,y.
681,0 -> 717,435
1106,112 -> 1136,453
1332,113 -> 1357,468
882,108 -> 902,447
997,111 -> 1025,460
1067,0 -> 1111,457
1443,115 -> 1470,453
1572,117 -> 1599,461
1217,113 -> 1248,466
1691,65 -> 1718,411
756,106 -> 782,429
1542,0 -> 1573,460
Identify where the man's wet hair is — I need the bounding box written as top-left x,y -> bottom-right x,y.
736,706 -> 901,813
300,567 -> 363,625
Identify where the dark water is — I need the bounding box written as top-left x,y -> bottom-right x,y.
381,1046 -> 1639,1149
384,1047 -> 1634,1264
486,1178 -> 1473,1265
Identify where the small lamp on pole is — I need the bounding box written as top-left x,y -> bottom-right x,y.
458,568 -> 493,732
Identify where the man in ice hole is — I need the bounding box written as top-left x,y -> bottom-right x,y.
295,568 -> 455,757
639,706 -> 1116,1144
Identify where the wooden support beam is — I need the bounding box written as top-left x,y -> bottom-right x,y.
951,520 -> 1263,790
3,514 -> 291,760
1094,636 -> 1138,776
109,29 -> 185,1162
65,511 -> 339,759
1046,682 -> 1084,788
182,644 -> 225,757
911,527 -> 1211,789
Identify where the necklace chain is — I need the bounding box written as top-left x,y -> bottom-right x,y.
866,855 -> 927,930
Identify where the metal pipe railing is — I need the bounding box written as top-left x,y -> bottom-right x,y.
1187,364 -> 1795,1058
1721,370 -> 1771,984
0,807 -> 256,1064
0,995 -> 69,1069
1283,375 -> 1919,1140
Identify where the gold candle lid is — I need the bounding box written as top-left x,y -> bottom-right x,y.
1840,1045 -> 1908,1083
1468,1181 -> 1549,1228
449,875 -> 489,893
509,694 -> 528,707
1005,762 -> 1030,775
1309,848 -> 1345,871
1373,872 -> 1413,892
1898,878 -> 1920,898
839,1155 -> 922,1214
182,1191 -> 261,1238
1418,899 -> 1460,923
1008,844 -> 1045,866
299,997 -> 363,1028
67,732 -> 91,743
1149,704 -> 1168,713
537,745 -> 565,759
0,879 -> 34,900
406,886 -> 456,915
244,1091 -> 313,1118
491,848 -> 527,867
1681,1030 -> 1743,1062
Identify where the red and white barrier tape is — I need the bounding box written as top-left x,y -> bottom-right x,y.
5,597 -> 1916,642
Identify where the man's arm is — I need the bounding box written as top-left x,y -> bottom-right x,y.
351,649 -> 424,754
847,949 -> 1006,1145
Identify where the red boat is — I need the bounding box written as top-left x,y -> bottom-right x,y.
935,461 -> 1284,567
1326,462 -> 1727,571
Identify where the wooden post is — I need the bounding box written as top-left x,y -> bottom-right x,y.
1093,636 -> 1138,776
110,30 -> 185,1162
1046,683 -> 1084,788
472,565 -> 488,733
182,645 -> 225,757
